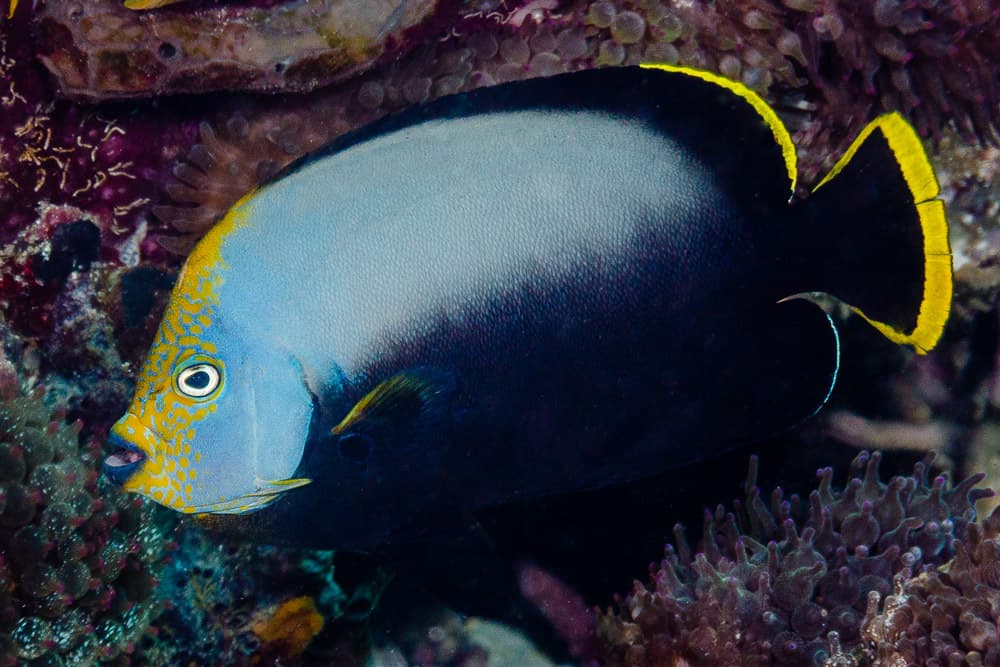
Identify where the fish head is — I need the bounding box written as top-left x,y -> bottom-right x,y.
105,302 -> 313,516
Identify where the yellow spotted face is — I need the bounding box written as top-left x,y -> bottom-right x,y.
111,259 -> 229,510
109,193 -> 263,513
108,190 -> 314,515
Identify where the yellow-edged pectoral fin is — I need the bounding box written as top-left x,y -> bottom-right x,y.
332,368 -> 452,437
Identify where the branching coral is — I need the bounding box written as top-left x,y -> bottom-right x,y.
595,451 -> 993,666
0,366 -> 172,665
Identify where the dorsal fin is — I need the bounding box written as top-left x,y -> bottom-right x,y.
640,62 -> 798,194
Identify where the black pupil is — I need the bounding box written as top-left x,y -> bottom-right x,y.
185,370 -> 211,390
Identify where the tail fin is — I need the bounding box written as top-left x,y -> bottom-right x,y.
799,113 -> 951,354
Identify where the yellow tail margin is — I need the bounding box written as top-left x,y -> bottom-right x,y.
814,113 -> 951,354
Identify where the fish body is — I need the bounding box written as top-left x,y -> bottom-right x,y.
106,65 -> 951,549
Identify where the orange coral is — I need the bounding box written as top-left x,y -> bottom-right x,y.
250,595 -> 325,658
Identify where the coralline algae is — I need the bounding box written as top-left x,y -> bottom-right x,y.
0,5 -> 193,428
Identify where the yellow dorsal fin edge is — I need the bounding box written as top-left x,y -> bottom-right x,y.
640,62 -> 798,193
815,113 -> 951,355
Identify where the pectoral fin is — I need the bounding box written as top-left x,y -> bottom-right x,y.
332,368 -> 456,452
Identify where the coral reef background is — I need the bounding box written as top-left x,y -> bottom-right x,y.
0,0 -> 997,664
0,356 -> 170,665
597,451 -> 994,665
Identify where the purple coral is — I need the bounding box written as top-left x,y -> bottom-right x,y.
596,451 -> 993,666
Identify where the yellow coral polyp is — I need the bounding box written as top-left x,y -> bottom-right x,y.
250,596 -> 324,657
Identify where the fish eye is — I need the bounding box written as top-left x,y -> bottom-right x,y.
175,363 -> 221,399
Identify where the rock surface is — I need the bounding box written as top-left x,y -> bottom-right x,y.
34,0 -> 436,100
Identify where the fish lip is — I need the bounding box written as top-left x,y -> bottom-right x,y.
103,433 -> 147,486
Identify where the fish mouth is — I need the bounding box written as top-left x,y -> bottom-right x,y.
103,433 -> 148,485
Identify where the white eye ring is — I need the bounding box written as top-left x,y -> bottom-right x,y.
176,363 -> 221,398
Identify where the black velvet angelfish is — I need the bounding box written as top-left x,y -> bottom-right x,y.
104,64 -> 951,548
